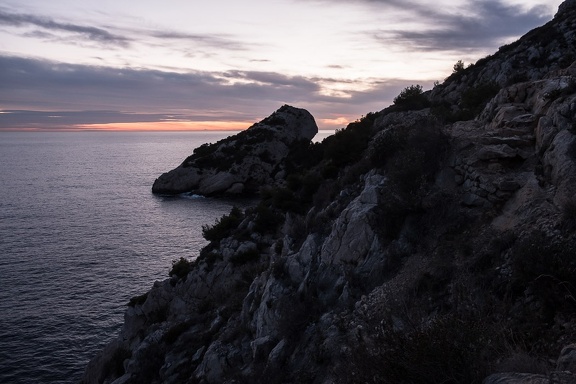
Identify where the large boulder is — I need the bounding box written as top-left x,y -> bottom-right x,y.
152,105 -> 318,196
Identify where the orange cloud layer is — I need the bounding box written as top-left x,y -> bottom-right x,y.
317,116 -> 352,129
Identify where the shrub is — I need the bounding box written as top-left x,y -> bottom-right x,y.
322,112 -> 377,167
342,314 -> 503,384
370,119 -> 449,199
509,231 -> 576,320
267,187 -> 302,213
253,204 -> 284,233
202,206 -> 244,242
192,142 -> 218,157
169,257 -> 193,279
432,82 -> 500,122
461,82 -> 500,113
453,60 -> 465,73
393,84 -> 430,111
284,140 -> 324,176
128,292 -> 149,307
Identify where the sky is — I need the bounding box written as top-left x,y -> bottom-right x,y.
0,0 -> 564,131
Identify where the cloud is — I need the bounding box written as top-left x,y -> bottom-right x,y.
304,0 -> 553,53
0,55 -> 420,130
0,110 -> 171,130
149,31 -> 247,51
0,7 -> 250,54
372,0 -> 551,52
223,70 -> 320,90
0,9 -> 131,47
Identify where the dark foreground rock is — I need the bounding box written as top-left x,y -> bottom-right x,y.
85,2 -> 576,383
484,344 -> 576,383
152,105 -> 318,196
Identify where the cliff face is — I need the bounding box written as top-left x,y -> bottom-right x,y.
85,2 -> 576,384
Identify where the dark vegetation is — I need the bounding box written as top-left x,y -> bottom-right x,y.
201,206 -> 244,243
339,226 -> 576,384
432,81 -> 500,122
128,292 -> 149,307
391,84 -> 430,111
169,257 -> 193,280
343,315 -> 502,384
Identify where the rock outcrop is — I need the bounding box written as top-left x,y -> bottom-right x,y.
84,2 -> 576,384
151,105 -> 318,196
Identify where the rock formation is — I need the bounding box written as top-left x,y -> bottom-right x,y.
84,2 -> 576,383
151,105 -> 318,196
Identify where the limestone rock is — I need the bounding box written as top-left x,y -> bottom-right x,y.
152,105 -> 318,196
482,372 -> 551,384
557,344 -> 576,372
483,343 -> 576,383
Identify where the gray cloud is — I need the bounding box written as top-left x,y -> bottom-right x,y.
373,0 -> 551,52
0,110 -> 171,130
305,0 -> 553,53
150,31 -> 246,51
0,9 -> 131,47
0,8 -> 250,53
0,55 -> 417,130
224,70 -> 320,90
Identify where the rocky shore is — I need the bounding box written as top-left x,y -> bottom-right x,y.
84,1 -> 576,383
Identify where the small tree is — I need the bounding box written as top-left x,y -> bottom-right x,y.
393,84 -> 429,111
453,60 -> 465,73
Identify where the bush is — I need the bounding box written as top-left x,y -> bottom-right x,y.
460,82 -> 500,113
192,142 -> 218,157
169,257 -> 193,279
370,119 -> 449,199
342,314 -> 502,384
322,112 -> 377,167
432,82 -> 500,122
509,231 -> 576,321
393,84 -> 430,111
253,204 -> 284,234
128,292 -> 149,307
453,60 -> 465,73
202,206 -> 244,242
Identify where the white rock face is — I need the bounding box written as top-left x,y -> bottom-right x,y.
320,173 -> 384,266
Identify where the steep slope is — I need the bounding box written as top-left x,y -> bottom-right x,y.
84,2 -> 576,383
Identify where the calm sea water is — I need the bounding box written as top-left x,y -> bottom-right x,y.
0,131 -> 254,384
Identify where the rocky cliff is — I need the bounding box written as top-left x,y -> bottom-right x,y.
152,105 -> 318,196
85,1 -> 576,383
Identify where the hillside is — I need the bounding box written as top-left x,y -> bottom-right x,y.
84,1 -> 576,383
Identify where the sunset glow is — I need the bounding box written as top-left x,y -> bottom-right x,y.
0,0 -> 563,131
77,121 -> 252,132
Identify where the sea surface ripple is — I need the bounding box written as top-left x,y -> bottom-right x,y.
0,131 -> 245,383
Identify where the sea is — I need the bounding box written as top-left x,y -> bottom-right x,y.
0,130 -> 333,384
